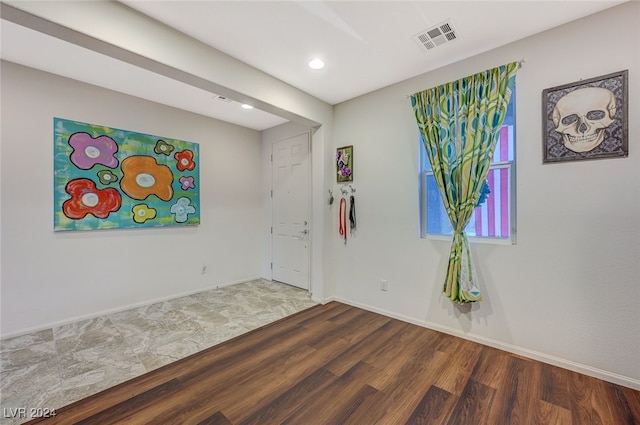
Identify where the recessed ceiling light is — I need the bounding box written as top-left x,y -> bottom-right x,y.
308,58 -> 325,70
241,104 -> 254,110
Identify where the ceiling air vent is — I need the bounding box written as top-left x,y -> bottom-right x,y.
214,94 -> 233,103
413,20 -> 459,52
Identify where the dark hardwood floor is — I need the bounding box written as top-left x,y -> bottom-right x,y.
26,302 -> 640,425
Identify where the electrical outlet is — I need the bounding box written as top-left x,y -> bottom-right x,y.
380,279 -> 388,292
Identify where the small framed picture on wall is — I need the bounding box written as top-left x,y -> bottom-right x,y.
336,145 -> 353,182
542,70 -> 628,163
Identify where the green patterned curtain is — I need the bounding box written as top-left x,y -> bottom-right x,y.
411,62 -> 517,303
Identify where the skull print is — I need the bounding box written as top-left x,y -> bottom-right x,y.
552,87 -> 617,153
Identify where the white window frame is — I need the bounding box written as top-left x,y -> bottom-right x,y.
419,138 -> 517,246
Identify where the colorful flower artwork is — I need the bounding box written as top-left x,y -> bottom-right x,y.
54,118 -> 200,231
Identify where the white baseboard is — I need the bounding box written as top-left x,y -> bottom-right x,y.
333,296 -> 640,391
7,287 -> 637,391
314,295 -> 337,305
1,276 -> 261,340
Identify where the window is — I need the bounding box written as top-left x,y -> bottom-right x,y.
419,90 -> 516,243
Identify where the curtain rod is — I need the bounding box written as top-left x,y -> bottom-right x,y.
406,58 -> 526,99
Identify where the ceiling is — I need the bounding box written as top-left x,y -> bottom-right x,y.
1,1 -> 626,131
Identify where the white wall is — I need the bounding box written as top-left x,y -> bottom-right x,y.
0,62 -> 264,337
1,0 -> 337,335
331,2 -> 639,388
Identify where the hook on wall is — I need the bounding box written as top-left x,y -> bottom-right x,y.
339,184 -> 356,197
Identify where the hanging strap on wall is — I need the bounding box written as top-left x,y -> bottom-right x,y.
339,197 -> 347,243
349,195 -> 356,233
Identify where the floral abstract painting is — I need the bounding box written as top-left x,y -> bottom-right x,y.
336,145 -> 353,182
54,118 -> 200,231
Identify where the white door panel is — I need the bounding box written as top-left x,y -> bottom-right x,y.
271,133 -> 310,290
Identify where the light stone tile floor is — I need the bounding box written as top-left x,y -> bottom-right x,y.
0,279 -> 317,425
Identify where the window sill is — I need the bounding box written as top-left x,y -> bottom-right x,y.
421,233 -> 516,245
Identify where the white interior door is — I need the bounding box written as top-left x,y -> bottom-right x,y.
271,133 -> 310,290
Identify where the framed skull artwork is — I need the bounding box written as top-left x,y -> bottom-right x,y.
542,70 -> 628,163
